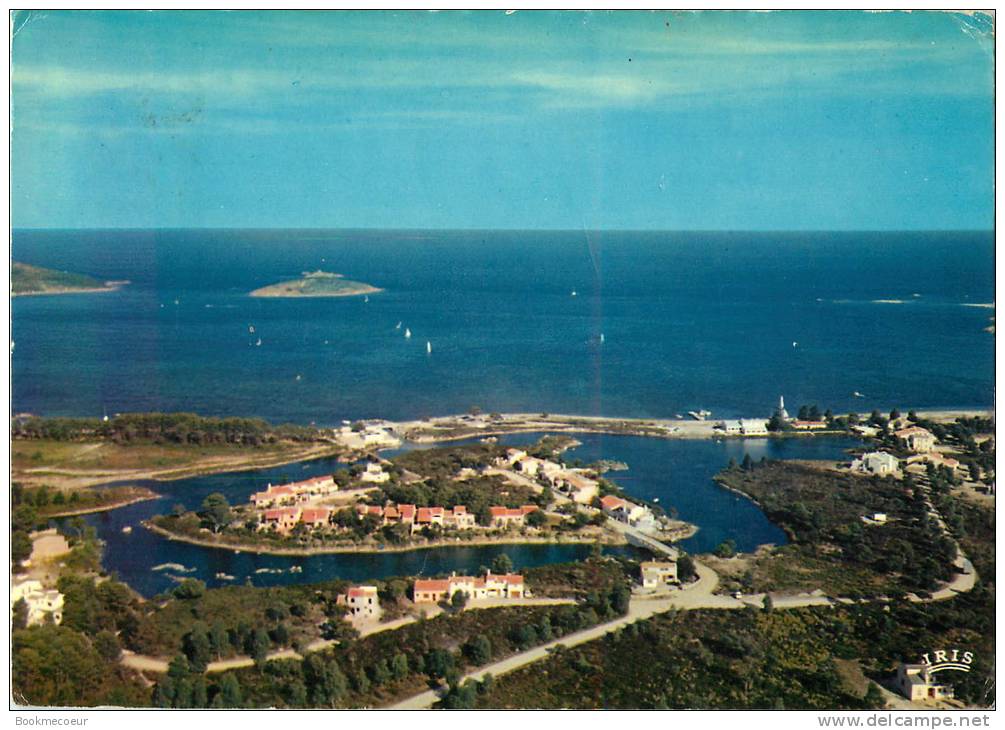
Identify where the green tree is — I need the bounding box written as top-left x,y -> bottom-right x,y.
183,623 -> 212,672
713,539 -> 736,558
12,598 -> 29,630
451,590 -> 469,611
11,531 -> 32,565
93,630 -> 121,661
491,553 -> 514,574
218,673 -> 243,708
391,652 -> 410,680
250,627 -> 270,667
762,594 -> 774,612
677,554 -> 697,582
199,493 -> 233,533
173,578 -> 206,600
464,635 -> 492,665
741,454 -> 753,471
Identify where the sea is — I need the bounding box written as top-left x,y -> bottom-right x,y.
13,228 -> 995,595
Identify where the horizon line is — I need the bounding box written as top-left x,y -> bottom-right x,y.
11,226 -> 995,234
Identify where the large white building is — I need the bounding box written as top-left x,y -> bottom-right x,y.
640,561 -> 678,588
739,419 -> 770,436
896,664 -> 954,702
336,585 -> 381,620
11,579 -> 64,626
854,451 -> 900,476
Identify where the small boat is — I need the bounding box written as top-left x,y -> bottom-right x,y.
600,333 -> 605,344
295,374 -> 302,381
249,325 -> 255,334
653,497 -> 660,503
853,391 -> 865,398
404,328 -> 412,339
426,341 -> 432,354
364,296 -> 369,303
256,338 -> 262,347
687,409 -> 712,421
121,526 -> 132,534
215,572 -> 235,581
792,341 -> 798,348
173,299 -> 180,305
571,290 -> 577,297
289,565 -> 303,574
395,321 -> 402,330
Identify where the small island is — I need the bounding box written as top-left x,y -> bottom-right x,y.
250,270 -> 382,298
11,261 -> 126,296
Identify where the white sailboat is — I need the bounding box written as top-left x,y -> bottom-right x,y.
426,341 -> 432,354
395,321 -> 402,330
364,296 -> 369,303
571,290 -> 577,297
256,338 -> 262,347
600,333 -> 605,344
404,328 -> 412,339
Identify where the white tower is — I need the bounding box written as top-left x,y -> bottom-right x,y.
777,396 -> 789,420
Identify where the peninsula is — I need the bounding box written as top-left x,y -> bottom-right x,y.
250,270 -> 382,298
11,261 -> 126,296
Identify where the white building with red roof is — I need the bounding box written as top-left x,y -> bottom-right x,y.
413,571 -> 525,603
336,585 -> 380,619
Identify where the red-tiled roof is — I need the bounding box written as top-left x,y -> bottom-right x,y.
601,495 -> 626,510
398,504 -> 416,519
264,507 -> 299,520
301,508 -> 330,523
414,579 -> 450,593
347,586 -> 377,598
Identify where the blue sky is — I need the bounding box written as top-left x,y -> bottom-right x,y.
10,10 -> 995,230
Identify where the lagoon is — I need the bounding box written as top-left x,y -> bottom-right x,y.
72,433 -> 858,597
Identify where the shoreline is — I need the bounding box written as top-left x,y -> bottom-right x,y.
43,490 -> 161,518
12,284 -> 125,297
143,520 -> 631,556
12,442 -> 343,490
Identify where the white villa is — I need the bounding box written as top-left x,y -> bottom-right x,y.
739,419 -> 770,436
359,462 -> 390,483
11,579 -> 64,626
896,664 -> 954,702
853,451 -> 900,476
640,561 -> 678,588
336,585 -> 381,620
895,426 -> 937,454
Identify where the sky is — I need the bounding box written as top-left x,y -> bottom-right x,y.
10,10 -> 995,231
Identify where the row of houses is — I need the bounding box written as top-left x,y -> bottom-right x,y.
251,475 -> 339,508
413,571 -> 526,603
498,449 -> 600,504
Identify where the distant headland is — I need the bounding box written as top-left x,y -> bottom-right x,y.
249,270 -> 382,298
11,261 -> 127,296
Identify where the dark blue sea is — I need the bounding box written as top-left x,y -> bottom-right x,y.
12,229 -> 995,423
15,228 -> 993,595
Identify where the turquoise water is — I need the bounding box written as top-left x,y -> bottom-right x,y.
73,433 -> 857,597
12,229 -> 995,423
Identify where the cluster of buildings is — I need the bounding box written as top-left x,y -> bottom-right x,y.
251,475 -> 339,508
352,502 -> 541,532
852,425 -> 968,479
600,494 -> 655,528
335,422 -> 401,450
11,578 -> 64,626
497,449 -> 600,504
412,571 -> 526,603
